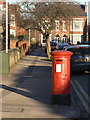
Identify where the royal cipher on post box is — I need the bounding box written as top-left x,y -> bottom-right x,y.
51,50 -> 73,105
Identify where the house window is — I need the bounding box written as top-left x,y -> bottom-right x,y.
70,34 -> 82,44
10,29 -> 15,36
55,21 -> 59,31
0,5 -> 3,11
10,15 -> 15,21
63,21 -> 67,31
10,15 -> 15,27
70,35 -> 73,44
70,21 -> 73,31
70,21 -> 83,31
73,22 -> 83,31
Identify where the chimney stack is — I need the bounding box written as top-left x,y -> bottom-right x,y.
85,2 -> 87,12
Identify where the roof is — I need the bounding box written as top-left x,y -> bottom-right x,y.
56,3 -> 87,18
70,4 -> 87,17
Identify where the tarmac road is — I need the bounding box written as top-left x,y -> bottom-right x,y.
71,71 -> 90,118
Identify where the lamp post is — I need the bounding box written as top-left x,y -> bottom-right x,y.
87,2 -> 89,41
6,0 -> 8,53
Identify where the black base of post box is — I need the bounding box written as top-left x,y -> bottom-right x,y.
51,95 -> 71,106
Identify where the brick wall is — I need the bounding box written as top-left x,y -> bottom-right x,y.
10,40 -> 18,49
10,40 -> 29,55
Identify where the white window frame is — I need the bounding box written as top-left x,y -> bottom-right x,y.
70,21 -> 84,32
63,21 -> 67,31
70,34 -> 82,44
10,29 -> 16,36
10,15 -> 16,27
55,20 -> 59,31
0,4 -> 3,11
73,18 -> 84,20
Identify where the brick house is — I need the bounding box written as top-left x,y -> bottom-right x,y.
0,2 -> 26,38
51,4 -> 87,44
9,4 -> 20,37
41,4 -> 87,45
0,2 -> 29,50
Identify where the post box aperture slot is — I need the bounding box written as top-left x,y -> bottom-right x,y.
56,60 -> 62,61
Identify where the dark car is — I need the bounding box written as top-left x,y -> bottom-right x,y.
64,44 -> 90,71
58,43 -> 69,50
45,41 -> 57,53
81,41 -> 90,45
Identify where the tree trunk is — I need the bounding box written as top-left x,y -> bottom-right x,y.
2,25 -> 6,50
2,15 -> 10,51
46,35 -> 51,59
2,24 -> 10,51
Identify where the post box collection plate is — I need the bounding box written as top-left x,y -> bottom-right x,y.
56,64 -> 62,72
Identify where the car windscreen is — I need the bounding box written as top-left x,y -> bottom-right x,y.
67,47 -> 90,55
50,42 -> 57,46
58,45 -> 68,49
52,39 -> 61,43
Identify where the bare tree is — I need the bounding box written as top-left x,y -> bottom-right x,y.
17,2 -> 83,58
88,23 -> 90,41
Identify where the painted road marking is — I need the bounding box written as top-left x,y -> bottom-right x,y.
71,80 -> 89,113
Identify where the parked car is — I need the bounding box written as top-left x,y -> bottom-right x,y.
64,44 -> 90,71
52,39 -> 62,44
45,41 -> 57,53
57,43 -> 69,50
81,41 -> 90,45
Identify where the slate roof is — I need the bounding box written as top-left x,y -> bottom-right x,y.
68,4 -> 87,17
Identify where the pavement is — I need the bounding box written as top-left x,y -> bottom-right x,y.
0,47 -> 81,119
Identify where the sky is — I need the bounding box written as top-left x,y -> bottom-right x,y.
8,0 -> 90,22
88,1 -> 90,23
8,0 -> 90,3
76,0 -> 90,4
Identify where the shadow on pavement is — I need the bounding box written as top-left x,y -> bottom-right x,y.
2,66 -> 52,104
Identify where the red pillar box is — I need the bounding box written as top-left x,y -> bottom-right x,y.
51,50 -> 73,105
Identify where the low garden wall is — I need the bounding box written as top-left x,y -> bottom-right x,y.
9,47 -> 23,68
0,47 -> 23,74
0,44 -> 29,74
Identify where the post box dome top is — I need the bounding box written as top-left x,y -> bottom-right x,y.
51,50 -> 73,56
